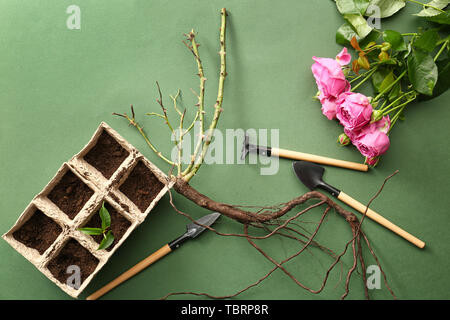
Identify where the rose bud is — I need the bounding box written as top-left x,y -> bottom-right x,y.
381,42 -> 391,52
365,156 -> 380,167
357,55 -> 370,70
371,109 -> 384,123
378,51 -> 390,61
338,133 -> 351,146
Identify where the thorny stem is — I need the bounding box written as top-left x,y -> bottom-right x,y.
112,106 -> 174,166
351,67 -> 378,92
155,81 -> 176,135
373,70 -> 407,102
182,29 -> 206,176
113,9 -> 227,175
434,40 -> 449,62
169,89 -> 182,116
380,90 -> 416,114
349,68 -> 374,84
169,90 -> 185,175
184,8 -> 228,182
388,100 -> 416,134
383,95 -> 416,117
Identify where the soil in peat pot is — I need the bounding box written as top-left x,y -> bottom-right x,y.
47,238 -> 99,285
13,209 -> 62,255
119,161 -> 164,212
83,202 -> 132,251
84,131 -> 129,179
47,169 -> 94,220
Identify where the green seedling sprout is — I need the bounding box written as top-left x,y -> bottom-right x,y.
78,202 -> 115,250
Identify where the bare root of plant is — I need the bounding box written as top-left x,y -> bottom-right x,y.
156,172 -> 398,300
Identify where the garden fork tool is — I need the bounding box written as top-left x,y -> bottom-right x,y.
241,133 -> 368,172
293,161 -> 425,248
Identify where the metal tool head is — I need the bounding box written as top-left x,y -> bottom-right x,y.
240,133 -> 251,160
186,212 -> 221,238
292,161 -> 325,190
240,133 -> 271,159
292,161 -> 340,197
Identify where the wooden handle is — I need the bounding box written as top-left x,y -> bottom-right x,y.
272,147 -> 368,172
337,192 -> 425,248
86,244 -> 172,300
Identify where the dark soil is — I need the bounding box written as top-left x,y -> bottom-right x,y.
84,130 -> 129,179
47,238 -> 99,286
119,161 -> 164,212
47,169 -> 94,220
84,202 -> 132,251
13,209 -> 62,255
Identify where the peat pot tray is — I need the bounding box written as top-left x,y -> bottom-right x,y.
3,122 -> 171,298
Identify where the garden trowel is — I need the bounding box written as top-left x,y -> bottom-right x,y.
86,212 -> 221,300
241,133 -> 368,172
292,161 -> 425,248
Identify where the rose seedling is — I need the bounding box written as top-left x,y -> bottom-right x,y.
78,202 -> 115,250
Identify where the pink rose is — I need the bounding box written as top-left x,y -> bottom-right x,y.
318,92 -> 339,120
354,131 -> 390,158
312,49 -> 351,120
344,126 -> 360,141
336,92 -> 373,131
353,116 -> 391,158
345,115 -> 390,142
312,57 -> 350,98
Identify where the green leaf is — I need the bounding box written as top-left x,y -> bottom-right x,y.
344,13 -> 373,39
379,70 -> 396,93
360,30 -> 382,47
99,202 -> 111,230
388,82 -> 402,101
78,227 -> 104,236
427,9 -> 450,24
336,21 -> 378,45
382,30 -> 407,52
414,0 -> 449,17
431,57 -> 450,96
437,34 -> 450,46
336,22 -> 360,45
367,0 -> 406,18
97,231 -> 115,250
414,29 -> 440,52
372,68 -> 391,92
407,49 -> 439,95
420,57 -> 450,99
336,0 -> 370,14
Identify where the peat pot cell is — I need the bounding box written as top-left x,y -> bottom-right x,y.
84,130 -> 129,179
119,161 -> 164,212
84,202 -> 132,251
47,169 -> 94,220
47,238 -> 99,286
12,209 -> 62,255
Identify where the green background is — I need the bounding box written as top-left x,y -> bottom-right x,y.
0,0 -> 449,300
